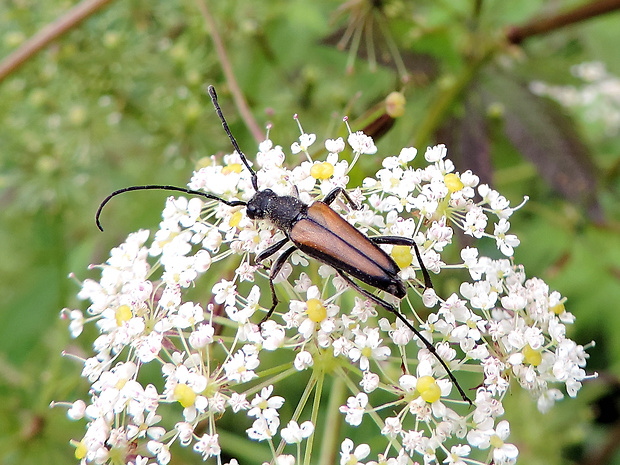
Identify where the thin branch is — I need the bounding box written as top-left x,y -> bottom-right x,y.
195,0 -> 264,143
0,0 -> 115,84
507,0 -> 620,44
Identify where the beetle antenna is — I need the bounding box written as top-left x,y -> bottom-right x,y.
96,184 -> 247,232
208,85 -> 259,191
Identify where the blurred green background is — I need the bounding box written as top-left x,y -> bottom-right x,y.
1,0 -> 619,464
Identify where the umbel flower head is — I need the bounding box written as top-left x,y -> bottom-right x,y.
59,111 -> 593,465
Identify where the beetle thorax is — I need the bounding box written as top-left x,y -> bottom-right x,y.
246,189 -> 307,232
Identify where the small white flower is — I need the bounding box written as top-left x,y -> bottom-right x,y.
67,400 -> 86,420
193,433 -> 221,460
248,385 -> 285,420
294,350 -> 314,370
348,131 -> 377,154
325,137 -> 345,153
281,420 -> 314,443
339,393 -> 367,426
381,417 -> 402,438
340,438 -> 371,465
291,133 -> 316,153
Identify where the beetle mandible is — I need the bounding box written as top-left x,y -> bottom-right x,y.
96,85 -> 471,404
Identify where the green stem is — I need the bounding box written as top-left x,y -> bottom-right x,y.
274,375 -> 318,457
304,373 -> 324,465
411,49 -> 493,149
316,374 -> 346,465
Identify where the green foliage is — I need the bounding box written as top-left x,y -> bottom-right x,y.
1,0 -> 619,463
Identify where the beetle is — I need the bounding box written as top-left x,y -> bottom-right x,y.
96,85 -> 471,404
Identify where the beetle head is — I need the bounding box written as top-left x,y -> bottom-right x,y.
246,189 -> 277,220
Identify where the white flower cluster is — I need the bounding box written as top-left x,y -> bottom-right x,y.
59,124 -> 593,465
530,61 -> 620,136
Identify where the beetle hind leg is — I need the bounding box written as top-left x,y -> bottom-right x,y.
337,272 -> 472,405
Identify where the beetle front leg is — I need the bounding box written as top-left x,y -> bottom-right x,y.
256,237 -> 290,264
370,236 -> 433,289
337,272 -> 471,405
258,246 -> 296,326
323,187 -> 361,210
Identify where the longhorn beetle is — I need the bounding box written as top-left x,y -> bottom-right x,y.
96,85 -> 471,404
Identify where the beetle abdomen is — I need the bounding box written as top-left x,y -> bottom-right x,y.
290,202 -> 407,298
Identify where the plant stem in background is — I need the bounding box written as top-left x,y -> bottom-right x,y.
195,0 -> 264,143
506,0 -> 620,44
0,0 -> 115,83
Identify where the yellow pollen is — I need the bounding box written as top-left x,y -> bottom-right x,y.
386,91 -> 406,118
222,163 -> 243,174
306,298 -> 327,322
115,305 -> 132,326
490,434 -> 505,449
391,245 -> 413,268
416,375 -> 441,403
522,344 -> 542,366
444,173 -> 464,193
73,440 -> 87,460
361,346 -> 373,358
229,211 -> 243,228
310,162 -> 334,180
550,302 -> 565,315
174,383 -> 196,408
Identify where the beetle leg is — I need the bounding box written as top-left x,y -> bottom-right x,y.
259,246 -> 297,326
337,272 -> 471,405
369,236 -> 433,289
323,187 -> 361,210
292,184 -> 300,198
256,237 -> 290,264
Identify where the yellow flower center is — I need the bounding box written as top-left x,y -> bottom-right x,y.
391,245 -> 413,268
444,173 -> 464,193
115,305 -> 132,326
522,344 -> 542,366
174,383 -> 196,408
490,434 -> 505,449
306,298 -> 327,322
310,162 -> 334,180
222,163 -> 243,174
72,440 -> 87,460
416,375 -> 441,403
229,210 -> 243,228
550,302 -> 565,315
